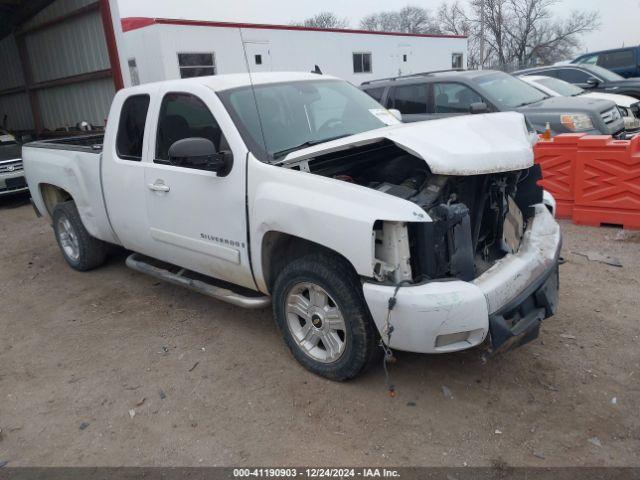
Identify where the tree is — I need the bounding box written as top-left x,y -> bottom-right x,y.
360,6 -> 440,34
437,0 -> 600,70
291,12 -> 350,29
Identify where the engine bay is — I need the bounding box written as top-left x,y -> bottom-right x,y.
294,140 -> 543,283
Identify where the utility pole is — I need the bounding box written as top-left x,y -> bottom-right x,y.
479,0 -> 485,70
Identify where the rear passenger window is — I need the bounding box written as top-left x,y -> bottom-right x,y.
391,84 -> 427,114
433,83 -> 483,113
116,95 -> 150,161
364,87 -> 386,104
599,50 -> 635,69
155,92 -> 228,165
555,69 -> 594,83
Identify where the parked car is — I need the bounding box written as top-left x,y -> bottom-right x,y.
23,73 -> 561,380
520,75 -> 640,135
513,64 -> 640,100
572,46 -> 640,79
0,129 -> 28,197
361,69 -> 625,137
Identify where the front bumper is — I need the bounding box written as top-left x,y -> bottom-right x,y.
0,169 -> 28,196
362,204 -> 562,354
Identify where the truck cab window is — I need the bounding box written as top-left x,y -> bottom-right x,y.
156,92 -> 228,165
116,94 -> 150,161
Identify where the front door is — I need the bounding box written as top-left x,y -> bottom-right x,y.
243,42 -> 272,73
142,86 -> 255,289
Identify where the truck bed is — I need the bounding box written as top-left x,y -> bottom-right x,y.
26,134 -> 104,153
22,133 -> 118,245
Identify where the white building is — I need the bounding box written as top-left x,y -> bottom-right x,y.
120,17 -> 468,88
0,0 -> 467,135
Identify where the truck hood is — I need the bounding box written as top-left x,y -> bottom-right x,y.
516,95 -> 616,113
279,111 -> 534,175
583,92 -> 638,108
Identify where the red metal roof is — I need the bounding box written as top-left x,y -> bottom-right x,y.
121,17 -> 467,39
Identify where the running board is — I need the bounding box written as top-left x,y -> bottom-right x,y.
125,253 -> 270,309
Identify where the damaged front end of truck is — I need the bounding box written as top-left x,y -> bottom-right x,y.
280,112 -> 562,355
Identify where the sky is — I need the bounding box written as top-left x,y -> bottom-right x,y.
117,0 -> 640,55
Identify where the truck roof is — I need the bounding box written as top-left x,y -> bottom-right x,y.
125,72 -> 340,94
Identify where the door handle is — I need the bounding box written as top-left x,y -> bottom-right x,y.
148,181 -> 170,192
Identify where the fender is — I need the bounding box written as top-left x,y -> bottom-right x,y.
247,155 -> 429,291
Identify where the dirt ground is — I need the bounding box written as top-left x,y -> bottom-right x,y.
0,192 -> 639,467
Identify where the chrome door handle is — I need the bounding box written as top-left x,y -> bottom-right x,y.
148,181 -> 170,192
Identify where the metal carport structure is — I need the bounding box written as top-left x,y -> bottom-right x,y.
0,0 -> 123,136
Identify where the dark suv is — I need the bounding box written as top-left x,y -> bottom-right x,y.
361,69 -> 625,136
572,46 -> 640,79
513,64 -> 640,100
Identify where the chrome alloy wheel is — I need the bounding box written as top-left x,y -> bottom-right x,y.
285,282 -> 347,363
57,216 -> 80,261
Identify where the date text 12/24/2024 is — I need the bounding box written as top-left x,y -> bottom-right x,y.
233,468 -> 401,478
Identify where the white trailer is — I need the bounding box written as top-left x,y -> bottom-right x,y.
119,17 -> 467,87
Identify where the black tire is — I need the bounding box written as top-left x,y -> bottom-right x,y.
52,200 -> 107,271
272,253 -> 379,381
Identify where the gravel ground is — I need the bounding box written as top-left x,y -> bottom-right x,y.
1,192 -> 639,467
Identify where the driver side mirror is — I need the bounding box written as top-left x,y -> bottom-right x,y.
585,78 -> 600,88
168,137 -> 233,176
469,102 -> 490,114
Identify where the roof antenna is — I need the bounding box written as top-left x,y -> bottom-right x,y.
311,65 -> 322,75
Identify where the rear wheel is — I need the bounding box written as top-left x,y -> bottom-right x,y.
272,253 -> 378,381
52,201 -> 107,271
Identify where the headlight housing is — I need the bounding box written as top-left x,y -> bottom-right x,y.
560,113 -> 594,131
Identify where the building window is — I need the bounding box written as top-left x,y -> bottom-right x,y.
403,54 -> 408,62
128,58 -> 140,86
353,52 -> 372,73
452,52 -> 464,69
255,54 -> 262,65
178,53 -> 216,78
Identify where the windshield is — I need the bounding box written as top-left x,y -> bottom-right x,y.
476,72 -> 548,108
584,65 -> 624,82
536,77 -> 584,96
218,79 -> 395,161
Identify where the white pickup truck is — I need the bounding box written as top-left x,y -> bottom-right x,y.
23,72 -> 561,380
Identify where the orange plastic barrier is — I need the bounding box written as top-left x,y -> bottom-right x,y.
533,133 -> 586,219
573,135 -> 640,229
534,133 -> 640,229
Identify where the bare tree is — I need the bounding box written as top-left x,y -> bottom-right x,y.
360,6 -> 440,34
440,0 -> 600,70
291,12 -> 350,29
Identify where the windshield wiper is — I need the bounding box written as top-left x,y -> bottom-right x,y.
272,133 -> 355,160
514,98 -> 547,108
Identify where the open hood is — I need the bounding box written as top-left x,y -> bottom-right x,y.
279,112 -> 535,176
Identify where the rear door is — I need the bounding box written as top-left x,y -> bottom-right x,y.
101,90 -> 155,254
243,42 -> 272,73
141,84 -> 255,289
397,45 -> 413,76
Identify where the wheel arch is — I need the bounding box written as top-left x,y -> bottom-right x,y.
259,231 -> 360,295
39,183 -> 73,219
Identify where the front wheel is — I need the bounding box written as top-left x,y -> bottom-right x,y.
272,253 -> 378,381
52,201 -> 107,271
